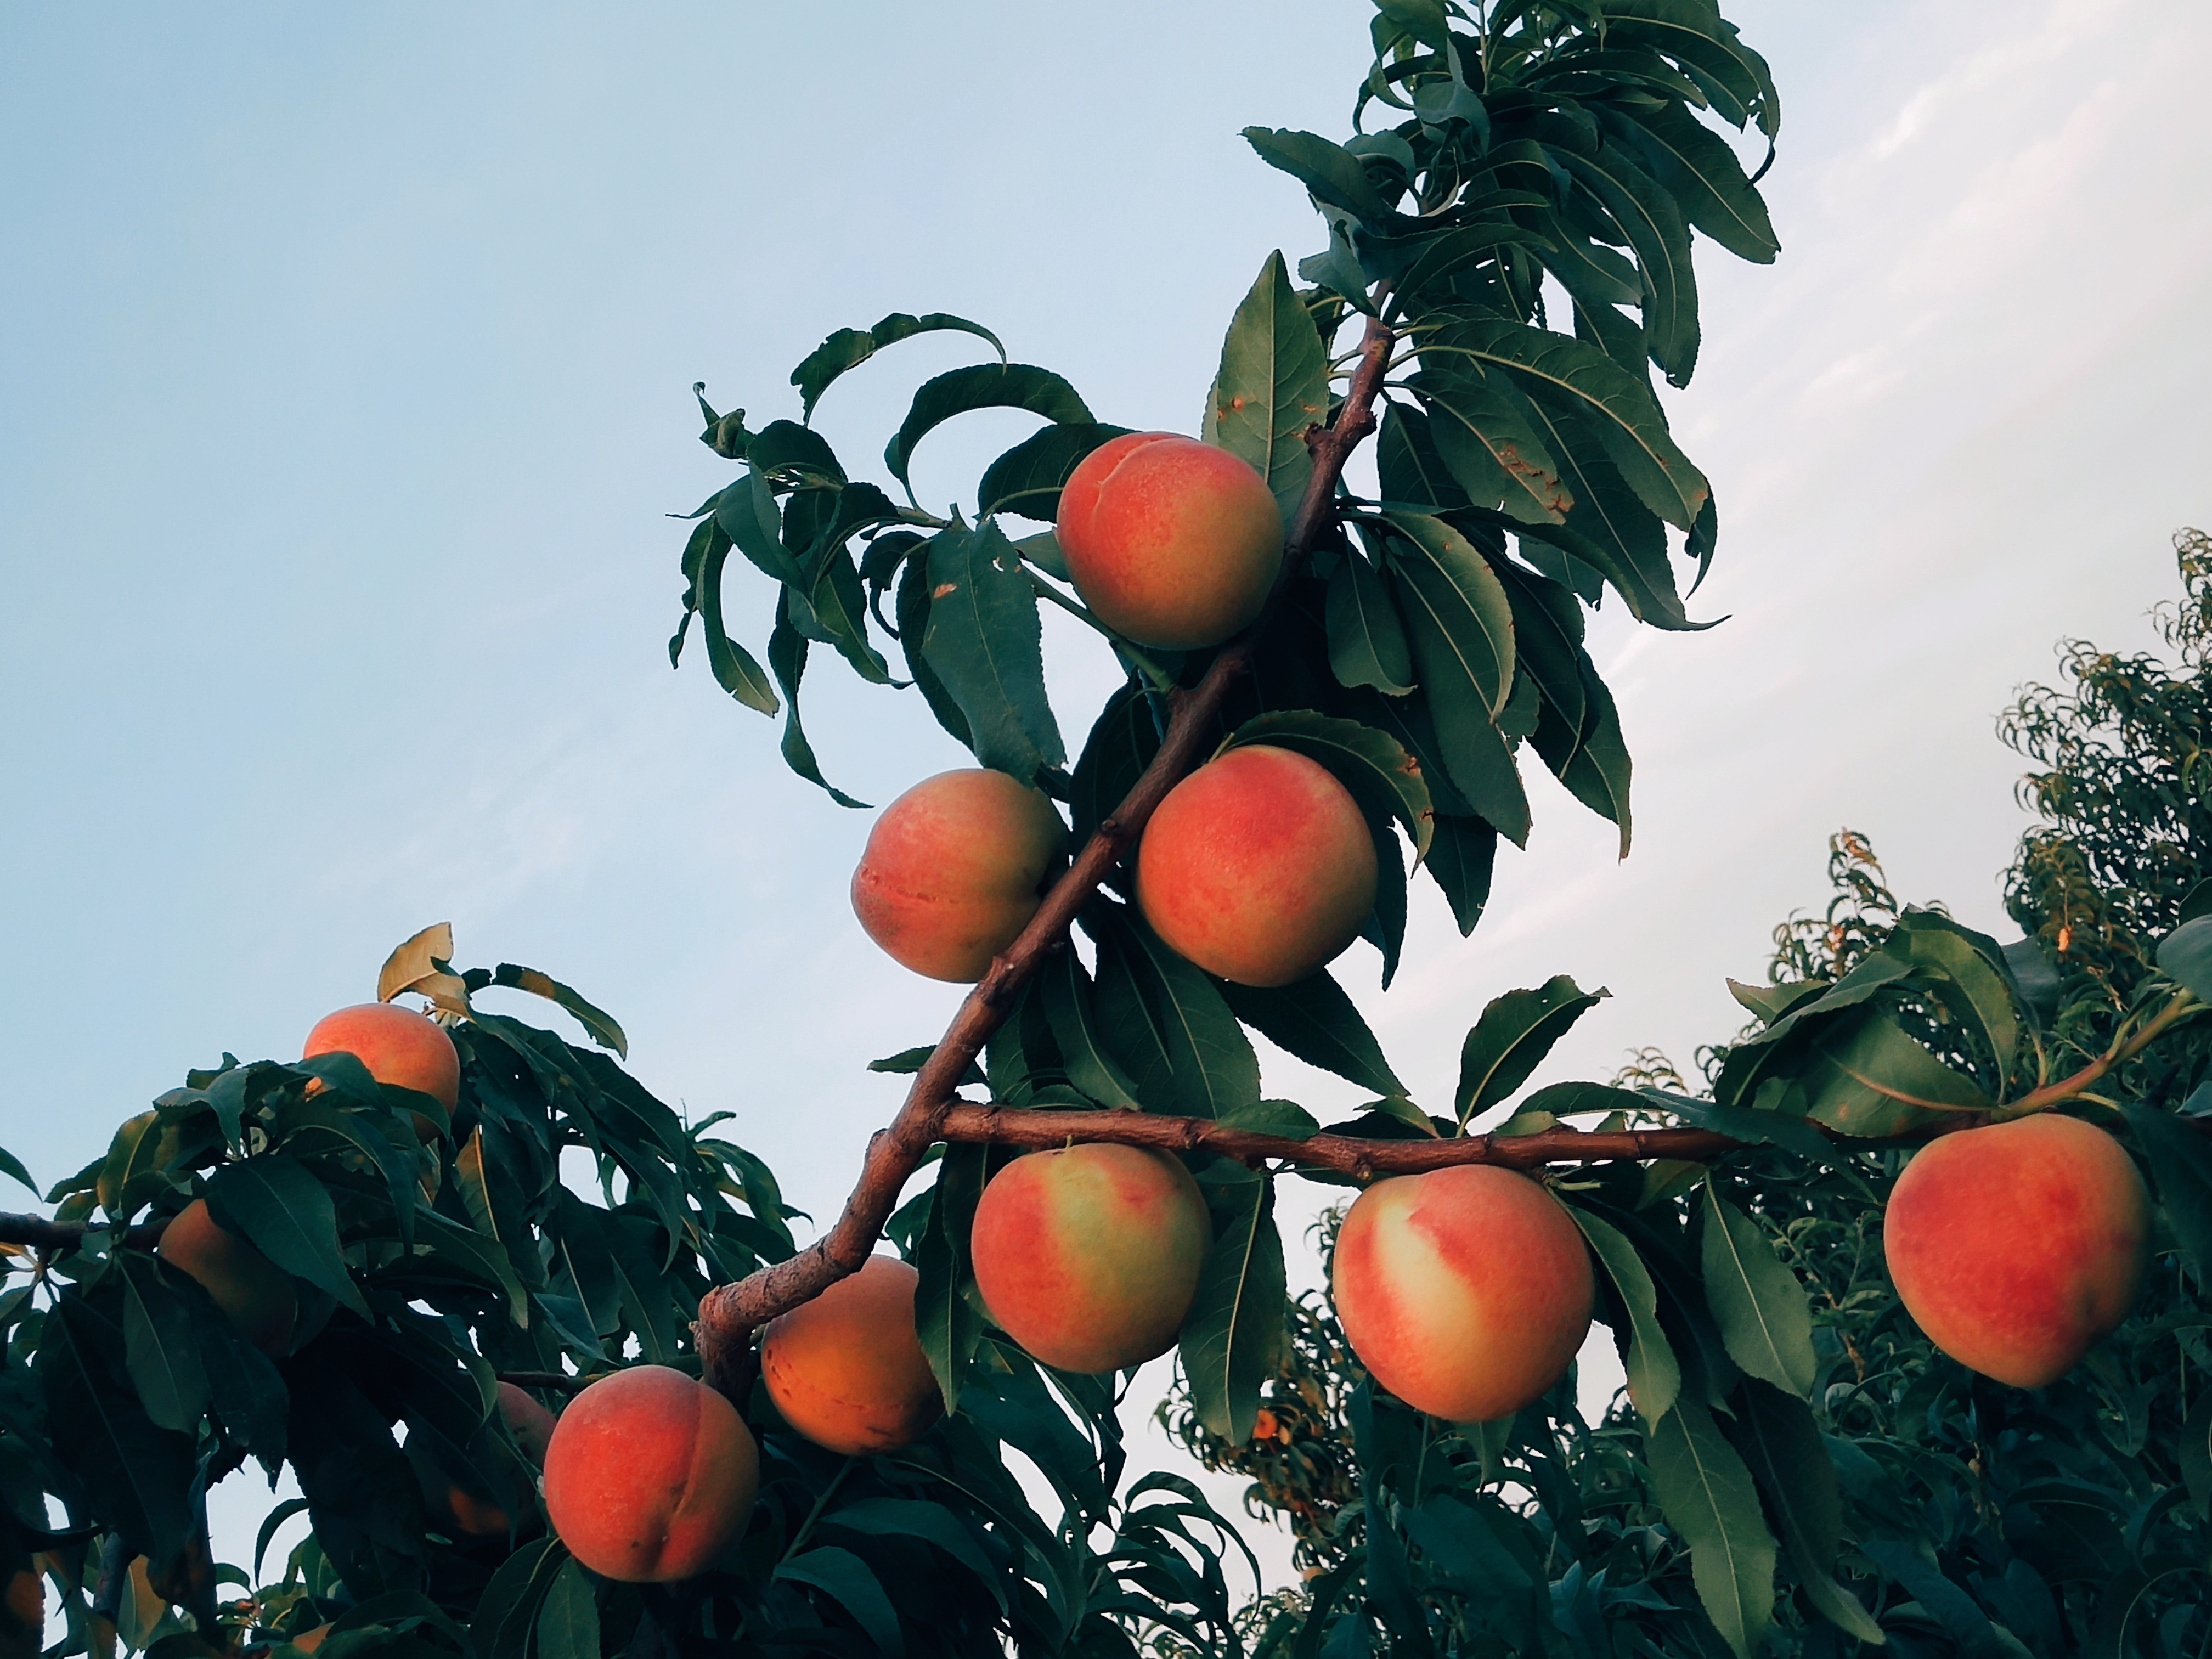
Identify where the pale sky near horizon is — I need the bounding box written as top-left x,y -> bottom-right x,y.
5,0 -> 2211,1599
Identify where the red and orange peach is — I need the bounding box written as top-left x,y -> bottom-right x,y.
1883,1113 -> 2148,1388
850,769 -> 1067,983
1056,433 -> 1283,650
157,1198 -> 296,1358
1333,1165 -> 1594,1423
1136,744 -> 1378,987
970,1144 -> 1211,1374
303,1002 -> 460,1138
541,1365 -> 758,1582
761,1255 -> 943,1455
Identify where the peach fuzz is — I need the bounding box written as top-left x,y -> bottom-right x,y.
1056,432 -> 1283,650
157,1198 -> 296,1358
761,1255 -> 943,1455
303,1002 -> 460,1139
542,1365 -> 758,1582
1883,1113 -> 2148,1388
1136,744 -> 1378,988
970,1144 -> 1211,1375
1333,1165 -> 1594,1423
851,769 -> 1067,983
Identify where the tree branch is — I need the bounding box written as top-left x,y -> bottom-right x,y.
0,1212 -> 167,1253
936,1104 -> 1748,1174
691,313 -> 1401,1389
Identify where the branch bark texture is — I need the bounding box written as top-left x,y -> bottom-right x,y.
690,315 -> 1400,1388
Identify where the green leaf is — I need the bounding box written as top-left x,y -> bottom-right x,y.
1722,1380 -> 1885,1645
1220,969 -> 1406,1099
687,521 -> 779,716
894,551 -> 974,749
1861,1543 -> 2006,1659
1606,3 -> 1781,142
1325,550 -> 1415,696
914,1145 -> 987,1413
1240,128 -> 1395,222
808,543 -> 895,685
820,1499 -> 1005,1610
471,1537 -> 566,1659
1376,402 -> 1470,513
2157,915 -> 2212,1000
1432,309 -> 1708,527
1882,911 -> 2024,1078
1222,708 -> 1434,861
1409,368 -> 1572,524
1203,251 -> 1331,520
715,466 -> 802,586
204,1156 -> 367,1317
1646,1397 -> 1776,1659
481,966 -> 628,1058
120,1259 -> 210,1434
1570,1206 -> 1680,1422
921,522 -> 1065,780
0,1146 -> 32,1194
884,364 -> 1091,499
976,422 -> 1132,523
1601,102 -> 1778,264
1532,656 -> 1633,856
767,592 -> 870,809
1455,976 -> 1609,1128
409,1210 -> 529,1328
747,419 -> 846,484
1799,1011 -> 1988,1137
1383,512 -> 1515,716
1038,951 -> 1145,1113
1177,1180 -> 1286,1444
39,1295 -> 198,1565
1215,1099 -> 1321,1140
1560,142 -> 1701,383
1424,815 -> 1497,935
1089,905 -> 1261,1121
791,311 -> 1006,422
2121,1102 -> 2212,1275
777,1547 -> 905,1657
1699,1180 -> 1815,1397
533,1560 -> 597,1659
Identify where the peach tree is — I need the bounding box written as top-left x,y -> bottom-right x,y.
5,4 -> 2211,1658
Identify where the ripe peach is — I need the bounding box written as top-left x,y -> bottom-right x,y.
2,1570 -> 40,1659
1333,1165 -> 1594,1423
970,1145 -> 1211,1374
850,769 -> 1067,983
496,1380 -> 559,1466
291,1625 -> 332,1654
1055,432 -> 1284,650
1136,744 -> 1378,987
158,1198 -> 296,1357
761,1255 -> 943,1455
541,1365 -> 758,1582
303,1003 -> 460,1139
437,1385 -> 557,1536
1884,1113 -> 2149,1387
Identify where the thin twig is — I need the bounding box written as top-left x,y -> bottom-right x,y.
689,312 -> 1400,1390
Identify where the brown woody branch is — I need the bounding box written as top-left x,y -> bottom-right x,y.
0,1212 -> 167,1253
936,1104 -> 1749,1174
690,313 -> 1402,1390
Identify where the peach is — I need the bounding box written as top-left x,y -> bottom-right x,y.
1135,744 -> 1378,987
541,1365 -> 758,1582
303,1002 -> 460,1139
438,1386 -> 556,1536
761,1255 -> 943,1455
2,1570 -> 39,1659
850,769 -> 1067,983
1884,1113 -> 2149,1387
970,1145 -> 1211,1374
1333,1165 -> 1594,1423
291,1625 -> 332,1654
1056,432 -> 1284,650
496,1380 -> 559,1466
158,1198 -> 296,1357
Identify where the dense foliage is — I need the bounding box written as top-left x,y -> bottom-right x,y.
1161,534 -> 2212,1654
4,3 -> 2207,1658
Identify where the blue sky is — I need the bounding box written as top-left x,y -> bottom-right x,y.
6,0 -> 2211,1592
